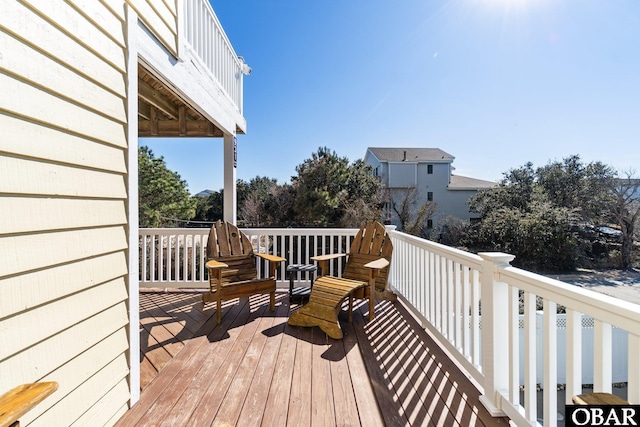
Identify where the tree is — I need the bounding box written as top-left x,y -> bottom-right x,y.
240,178 -> 296,227
466,156 -> 617,272
388,187 -> 437,237
610,172 -> 640,269
192,190 -> 223,226
292,147 -> 383,227
138,146 -> 196,227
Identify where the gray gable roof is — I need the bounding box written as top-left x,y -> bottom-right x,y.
449,175 -> 497,189
368,147 -> 454,162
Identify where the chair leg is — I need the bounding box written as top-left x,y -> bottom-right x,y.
269,291 -> 275,311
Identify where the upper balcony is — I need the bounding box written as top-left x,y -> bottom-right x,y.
128,227 -> 640,427
135,0 -> 247,138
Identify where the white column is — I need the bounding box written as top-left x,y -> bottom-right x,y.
223,133 -> 237,224
125,4 -> 140,404
478,252 -> 515,417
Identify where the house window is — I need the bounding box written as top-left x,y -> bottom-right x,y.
427,191 -> 433,201
427,219 -> 433,228
427,164 -> 433,174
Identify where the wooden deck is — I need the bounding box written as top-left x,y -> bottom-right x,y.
116,290 -> 510,427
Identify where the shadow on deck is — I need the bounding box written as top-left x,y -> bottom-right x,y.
116,290 -> 510,426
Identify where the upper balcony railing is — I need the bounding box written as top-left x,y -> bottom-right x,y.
183,0 -> 243,113
139,227 -> 640,427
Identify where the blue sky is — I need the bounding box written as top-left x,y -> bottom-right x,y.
143,0 -> 640,195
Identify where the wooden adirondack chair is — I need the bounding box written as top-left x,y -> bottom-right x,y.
288,220 -> 393,339
203,220 -> 285,324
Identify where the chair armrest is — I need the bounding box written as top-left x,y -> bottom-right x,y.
0,382 -> 58,427
311,253 -> 347,262
205,260 -> 229,269
364,258 -> 389,270
255,253 -> 286,263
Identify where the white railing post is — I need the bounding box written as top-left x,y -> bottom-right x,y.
479,252 -> 515,416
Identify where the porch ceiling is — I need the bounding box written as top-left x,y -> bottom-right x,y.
138,64 -> 242,138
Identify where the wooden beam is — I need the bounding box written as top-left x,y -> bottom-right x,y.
138,100 -> 151,120
139,119 -> 224,137
138,78 -> 179,119
150,105 -> 158,136
179,105 -> 186,136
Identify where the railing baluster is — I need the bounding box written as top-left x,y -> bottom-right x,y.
543,300 -> 557,427
524,291 -> 537,424
509,285 -> 520,405
629,333 -> 640,403
565,308 -> 582,404
594,320 -> 613,393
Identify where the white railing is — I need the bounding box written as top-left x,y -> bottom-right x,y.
138,227 -> 640,427
183,0 -> 243,113
139,227 -> 359,289
388,230 -> 640,427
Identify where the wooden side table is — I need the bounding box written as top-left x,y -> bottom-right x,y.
287,264 -> 317,302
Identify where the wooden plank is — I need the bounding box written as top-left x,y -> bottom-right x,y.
341,321 -> 385,427
114,298 -> 249,426
0,114 -> 127,173
311,332 -> 336,426
0,31 -> 126,123
22,0 -> 126,72
0,197 -> 126,235
139,304 -> 185,359
0,382 -> 58,427
183,304 -> 271,425
138,119 -> 222,137
351,305 -> 411,427
234,299 -> 290,426
261,299 -> 298,426
0,74 -> 126,148
1,278 -> 128,361
143,293 -> 200,336
0,226 -> 127,278
287,322 -> 313,426
391,300 -> 510,426
138,78 -> 179,119
155,292 -> 210,329
329,338 -> 361,426
212,302 -> 284,425
1,1 -> 125,96
1,252 -> 127,318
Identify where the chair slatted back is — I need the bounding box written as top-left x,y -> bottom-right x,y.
343,221 -> 393,290
207,220 -> 257,283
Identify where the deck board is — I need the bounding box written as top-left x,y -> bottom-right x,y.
116,290 -> 510,427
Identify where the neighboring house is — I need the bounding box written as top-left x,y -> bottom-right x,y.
364,147 -> 496,230
1,2 -> 245,425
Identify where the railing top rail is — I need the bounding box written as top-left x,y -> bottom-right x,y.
499,265 -> 640,331
139,227 -> 360,234
388,229 -> 484,269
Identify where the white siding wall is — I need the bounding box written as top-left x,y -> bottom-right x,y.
417,163 -> 477,223
127,0 -> 178,56
388,163 -> 417,188
0,1 -> 131,425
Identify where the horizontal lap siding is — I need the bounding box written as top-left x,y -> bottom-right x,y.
127,0 -> 178,56
0,1 -> 130,426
